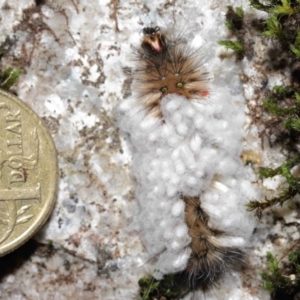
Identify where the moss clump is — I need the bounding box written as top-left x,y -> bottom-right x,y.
0,51 -> 19,90
246,85 -> 300,216
138,274 -> 189,300
247,158 -> 300,218
225,6 -> 244,30
218,40 -> 245,60
262,251 -> 300,299
218,6 -> 246,60
250,0 -> 300,76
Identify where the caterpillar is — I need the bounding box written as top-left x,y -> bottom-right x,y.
118,14 -> 257,297
132,25 -> 211,118
175,195 -> 245,292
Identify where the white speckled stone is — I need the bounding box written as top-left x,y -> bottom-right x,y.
0,0 -> 296,299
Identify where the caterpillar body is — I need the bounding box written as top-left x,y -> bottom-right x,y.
119,16 -> 257,297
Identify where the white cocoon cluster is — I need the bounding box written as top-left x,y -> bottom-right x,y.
118,84 -> 256,279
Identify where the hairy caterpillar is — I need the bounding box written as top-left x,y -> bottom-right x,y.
132,25 -> 211,118
118,14 -> 256,297
178,196 -> 245,291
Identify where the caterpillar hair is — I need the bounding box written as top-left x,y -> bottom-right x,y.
132,24 -> 211,118
176,196 -> 245,291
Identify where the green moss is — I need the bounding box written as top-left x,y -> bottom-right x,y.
219,6 -> 246,60
262,15 -> 283,37
272,85 -> 294,95
263,99 -> 293,115
244,82 -> 300,215
247,157 -> 300,217
250,0 -> 300,14
249,0 -> 272,11
0,67 -> 20,90
271,0 -> 296,15
138,274 -> 188,300
261,251 -> 300,299
218,40 -> 245,60
249,0 -> 300,61
0,52 -> 19,90
225,6 -> 244,30
290,30 -> 300,58
285,117 -> 300,131
235,6 -> 245,18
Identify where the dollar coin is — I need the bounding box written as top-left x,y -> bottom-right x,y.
0,89 -> 58,256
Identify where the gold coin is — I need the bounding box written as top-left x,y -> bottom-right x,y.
0,89 -> 58,257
